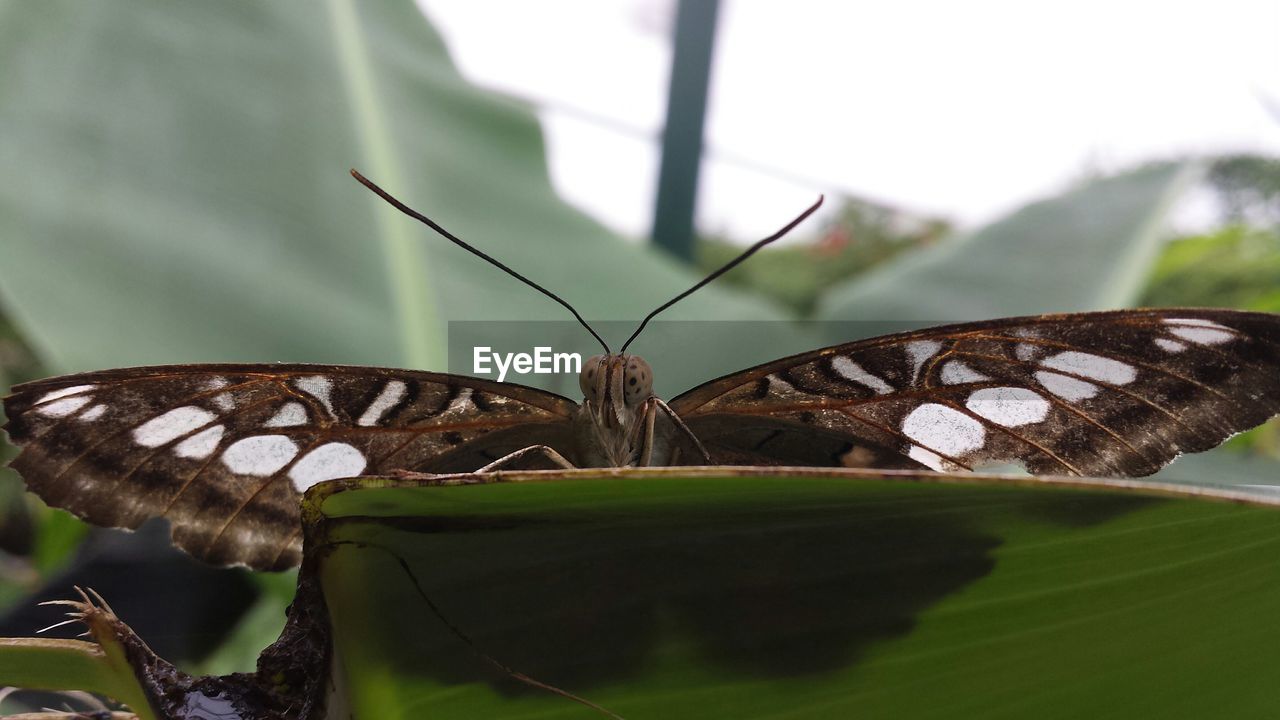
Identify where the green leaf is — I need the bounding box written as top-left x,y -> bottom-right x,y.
1141,225 -> 1280,312
312,470 -> 1280,719
817,162 -> 1205,327
0,638 -> 155,720
29,506 -> 89,576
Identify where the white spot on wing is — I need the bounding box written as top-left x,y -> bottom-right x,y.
204,378 -> 235,410
1015,343 -> 1042,361
295,376 -> 336,418
175,425 -> 225,459
35,385 -> 97,417
221,435 -> 299,476
445,387 -> 475,414
1170,327 -> 1234,345
1164,318 -> 1236,345
78,404 -> 107,421
289,442 -> 367,492
37,397 -> 92,417
133,406 -> 217,447
1011,327 -> 1042,361
1164,317 -> 1231,329
940,360 -> 990,385
264,402 -> 308,428
902,403 -> 986,459
908,445 -> 948,471
905,341 -> 942,381
766,373 -> 795,393
36,385 -> 96,404
832,357 -> 894,394
358,380 -> 408,426
1041,351 -> 1136,385
1034,371 -> 1100,401
1155,338 -> 1188,353
966,387 -> 1050,427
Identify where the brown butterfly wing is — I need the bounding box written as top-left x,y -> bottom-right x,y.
3,364 -> 579,570
670,309 -> 1280,476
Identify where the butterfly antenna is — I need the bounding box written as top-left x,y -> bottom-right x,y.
351,169 -> 612,354
619,195 -> 824,353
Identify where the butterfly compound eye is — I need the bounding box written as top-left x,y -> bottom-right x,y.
579,354 -> 606,399
623,355 -> 653,405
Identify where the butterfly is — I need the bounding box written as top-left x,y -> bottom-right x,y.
4,172 -> 1280,571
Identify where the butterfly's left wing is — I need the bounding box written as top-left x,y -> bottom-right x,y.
3,364 -> 579,569
670,309 -> 1280,475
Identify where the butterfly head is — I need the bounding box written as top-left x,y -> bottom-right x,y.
580,354 -> 654,425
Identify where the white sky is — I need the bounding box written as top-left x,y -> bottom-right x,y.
418,0 -> 1280,242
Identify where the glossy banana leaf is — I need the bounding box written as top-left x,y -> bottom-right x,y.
309,468 -> 1280,719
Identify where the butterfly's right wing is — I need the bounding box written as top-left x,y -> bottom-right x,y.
3,364 -> 580,570
670,309 -> 1280,475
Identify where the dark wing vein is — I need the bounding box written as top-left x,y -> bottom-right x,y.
972,333 -> 1232,403
948,350 -> 1174,462
671,309 -> 1280,475
932,396 -> 1080,474
836,406 -> 974,471
205,433 -> 325,550
45,380 -> 279,494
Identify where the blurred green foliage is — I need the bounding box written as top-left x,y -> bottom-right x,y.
696,198 -> 951,315
1205,154 -> 1280,226
1142,225 -> 1280,312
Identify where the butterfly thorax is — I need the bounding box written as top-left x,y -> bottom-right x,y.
574,353 -> 675,466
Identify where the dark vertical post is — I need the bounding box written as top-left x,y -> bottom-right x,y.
651,0 -> 721,261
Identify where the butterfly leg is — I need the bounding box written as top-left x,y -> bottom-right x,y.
637,400 -> 658,466
653,398 -> 712,463
475,445 -> 578,473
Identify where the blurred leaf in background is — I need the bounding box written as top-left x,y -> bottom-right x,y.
1142,225 -> 1280,313
815,161 -> 1204,324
